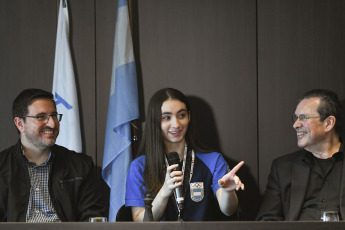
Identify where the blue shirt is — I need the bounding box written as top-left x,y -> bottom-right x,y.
125,151 -> 229,221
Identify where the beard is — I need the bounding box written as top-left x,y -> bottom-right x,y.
24,128 -> 58,150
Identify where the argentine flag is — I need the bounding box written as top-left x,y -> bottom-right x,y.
52,0 -> 82,153
102,0 -> 139,222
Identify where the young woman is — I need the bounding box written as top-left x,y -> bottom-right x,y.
125,88 -> 244,221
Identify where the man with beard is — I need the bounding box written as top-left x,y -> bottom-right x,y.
256,89 -> 344,221
0,88 -> 106,222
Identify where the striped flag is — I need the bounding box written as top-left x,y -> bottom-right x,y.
52,0 -> 82,153
102,0 -> 139,222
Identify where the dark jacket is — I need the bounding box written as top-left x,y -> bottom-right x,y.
256,147 -> 345,221
0,140 -> 107,222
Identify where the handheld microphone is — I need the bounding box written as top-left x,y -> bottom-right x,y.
167,152 -> 184,211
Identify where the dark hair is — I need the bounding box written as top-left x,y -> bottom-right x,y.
12,88 -> 55,131
298,89 -> 342,136
139,88 -> 207,195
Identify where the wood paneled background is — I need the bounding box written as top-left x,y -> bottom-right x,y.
1,0 -> 344,220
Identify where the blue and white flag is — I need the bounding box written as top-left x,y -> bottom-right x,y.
102,0 -> 139,222
52,0 -> 82,153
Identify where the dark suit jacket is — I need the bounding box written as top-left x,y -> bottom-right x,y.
256,148 -> 345,221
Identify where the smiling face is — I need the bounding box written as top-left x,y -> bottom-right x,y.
161,99 -> 190,150
293,97 -> 328,153
16,98 -> 60,150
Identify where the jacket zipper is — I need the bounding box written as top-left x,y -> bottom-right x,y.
59,177 -> 84,189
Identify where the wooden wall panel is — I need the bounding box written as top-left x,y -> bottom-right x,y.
95,0 -> 117,172
134,0 -> 258,220
0,0 -> 98,162
95,1 -> 258,219
68,0 -> 97,162
0,0 -> 57,150
257,0 -> 345,197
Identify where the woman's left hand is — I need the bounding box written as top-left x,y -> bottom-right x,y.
218,161 -> 245,192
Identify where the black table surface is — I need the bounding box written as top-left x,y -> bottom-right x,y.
1,221 -> 345,230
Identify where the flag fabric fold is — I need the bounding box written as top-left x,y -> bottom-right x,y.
102,0 -> 139,222
52,0 -> 82,153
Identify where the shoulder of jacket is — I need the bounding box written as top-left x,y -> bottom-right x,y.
52,145 -> 93,165
273,149 -> 306,164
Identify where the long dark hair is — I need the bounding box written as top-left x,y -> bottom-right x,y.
138,88 -> 208,195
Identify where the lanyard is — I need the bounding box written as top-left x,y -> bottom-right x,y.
165,146 -> 195,218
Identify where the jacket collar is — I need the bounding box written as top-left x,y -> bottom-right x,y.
14,139 -> 57,162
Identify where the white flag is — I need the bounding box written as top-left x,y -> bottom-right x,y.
52,0 -> 82,153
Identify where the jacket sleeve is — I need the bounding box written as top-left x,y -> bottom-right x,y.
76,158 -> 108,221
256,159 -> 284,221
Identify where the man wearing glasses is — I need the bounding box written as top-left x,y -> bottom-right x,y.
256,89 -> 344,221
0,88 -> 106,222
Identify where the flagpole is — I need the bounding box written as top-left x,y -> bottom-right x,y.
128,0 -> 140,158
128,0 -> 133,33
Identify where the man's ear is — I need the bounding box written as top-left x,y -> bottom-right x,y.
14,117 -> 25,133
325,116 -> 336,132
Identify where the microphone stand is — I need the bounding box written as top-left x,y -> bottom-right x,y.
143,194 -> 154,221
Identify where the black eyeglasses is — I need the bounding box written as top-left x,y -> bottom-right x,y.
292,114 -> 320,123
22,113 -> 63,124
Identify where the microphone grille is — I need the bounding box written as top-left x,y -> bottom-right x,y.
167,152 -> 180,165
